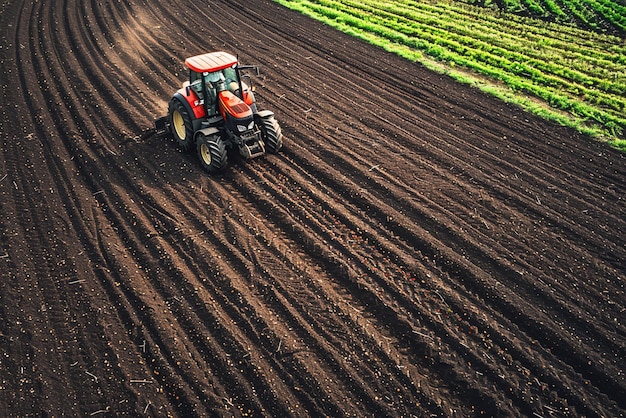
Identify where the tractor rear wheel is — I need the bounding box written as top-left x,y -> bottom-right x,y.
258,115 -> 283,154
197,133 -> 228,174
168,99 -> 194,152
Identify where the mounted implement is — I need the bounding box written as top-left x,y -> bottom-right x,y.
155,51 -> 283,174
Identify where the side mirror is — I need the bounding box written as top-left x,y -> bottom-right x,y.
237,64 -> 260,76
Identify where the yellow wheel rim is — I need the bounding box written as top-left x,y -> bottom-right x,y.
200,142 -> 211,165
172,110 -> 186,140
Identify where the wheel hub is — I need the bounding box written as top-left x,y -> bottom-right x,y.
172,110 -> 186,139
199,143 -> 212,164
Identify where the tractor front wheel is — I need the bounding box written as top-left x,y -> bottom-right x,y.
197,133 -> 228,174
257,115 -> 283,154
168,99 -> 194,152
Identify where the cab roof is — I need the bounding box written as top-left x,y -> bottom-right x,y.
185,51 -> 238,73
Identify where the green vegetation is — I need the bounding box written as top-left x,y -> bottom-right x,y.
462,0 -> 626,33
275,0 -> 626,146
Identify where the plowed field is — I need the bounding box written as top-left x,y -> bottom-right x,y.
0,0 -> 624,416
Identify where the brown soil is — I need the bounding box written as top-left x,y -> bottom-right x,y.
0,0 -> 624,416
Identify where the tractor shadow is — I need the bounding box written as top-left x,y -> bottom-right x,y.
126,127 -> 270,187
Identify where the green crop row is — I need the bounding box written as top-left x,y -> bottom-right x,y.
463,0 -> 626,33
275,0 -> 626,144
333,0 -> 624,100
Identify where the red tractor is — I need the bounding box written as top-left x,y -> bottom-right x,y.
155,51 -> 283,173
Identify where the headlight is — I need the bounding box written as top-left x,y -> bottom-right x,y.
237,124 -> 248,132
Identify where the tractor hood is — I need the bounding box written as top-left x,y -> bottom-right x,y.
218,90 -> 255,135
218,90 -> 252,120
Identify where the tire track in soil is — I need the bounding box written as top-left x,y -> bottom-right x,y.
3,5 -> 124,417
224,163 -> 494,414
7,0 -> 188,415
1,0 -> 624,416
130,166 -> 436,415
212,174 -> 445,416
11,0 -> 236,414
270,136 -> 623,416
230,156 -> 558,415
31,20 -> 241,412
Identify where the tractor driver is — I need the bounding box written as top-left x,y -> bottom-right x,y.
205,71 -> 225,92
199,71 -> 226,115
204,69 -> 239,93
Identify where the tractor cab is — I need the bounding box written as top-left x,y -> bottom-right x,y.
188,67 -> 238,117
184,52 -> 256,118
